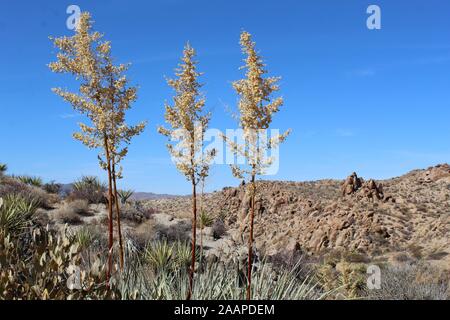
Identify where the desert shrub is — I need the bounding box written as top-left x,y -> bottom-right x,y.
267,250 -> 313,279
70,176 -> 107,204
0,177 -> 54,208
54,204 -> 83,225
70,226 -> 95,249
43,181 -> 62,194
117,257 -> 324,300
144,240 -> 174,272
363,262 -> 449,300
154,220 -> 191,242
173,241 -> 193,270
33,208 -> 51,228
316,259 -> 367,299
0,177 -> 29,197
0,163 -> 7,177
165,220 -> 191,242
0,226 -> 116,299
132,201 -> 157,218
319,248 -> 370,265
69,226 -> 107,269
14,175 -> 43,187
78,224 -> 108,258
145,206 -> 159,216
0,194 -> 38,235
68,199 -> 90,215
117,202 -> 153,224
27,186 -> 57,209
217,209 -> 228,222
143,240 -> 200,273
212,219 -> 226,239
0,222 -> 326,300
132,220 -> 157,249
197,210 -> 214,228
249,261 -> 324,300
118,189 -> 134,204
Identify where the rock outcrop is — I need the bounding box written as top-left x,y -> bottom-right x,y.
341,172 -> 385,201
342,172 -> 363,196
144,164 -> 450,268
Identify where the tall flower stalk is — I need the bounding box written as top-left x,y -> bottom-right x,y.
49,11 -> 145,283
158,43 -> 216,300
224,31 -> 290,300
100,52 -> 146,270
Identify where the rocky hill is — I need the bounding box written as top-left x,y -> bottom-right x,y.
144,164 -> 450,268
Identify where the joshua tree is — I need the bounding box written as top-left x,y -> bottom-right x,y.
224,31 -> 290,300
158,43 -> 216,300
49,12 -> 145,282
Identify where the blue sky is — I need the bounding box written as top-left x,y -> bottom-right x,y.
1,0 -> 450,194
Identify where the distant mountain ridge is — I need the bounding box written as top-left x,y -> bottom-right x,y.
132,192 -> 187,200
60,183 -> 182,200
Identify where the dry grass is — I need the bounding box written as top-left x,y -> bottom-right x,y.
68,199 -> 90,215
53,201 -> 87,225
154,220 -> 191,242
131,219 -> 157,248
363,262 -> 450,300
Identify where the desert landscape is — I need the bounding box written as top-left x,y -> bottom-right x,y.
1,163 -> 449,299
1,2 -> 450,303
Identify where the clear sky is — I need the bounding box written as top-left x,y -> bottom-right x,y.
1,0 -> 450,194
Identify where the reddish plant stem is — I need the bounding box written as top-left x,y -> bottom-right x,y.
104,135 -> 114,288
187,178 -> 197,300
246,174 -> 256,300
112,161 -> 124,270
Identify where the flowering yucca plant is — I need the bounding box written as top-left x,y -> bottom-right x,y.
224,31 -> 291,300
49,11 -> 145,283
158,43 -> 216,299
